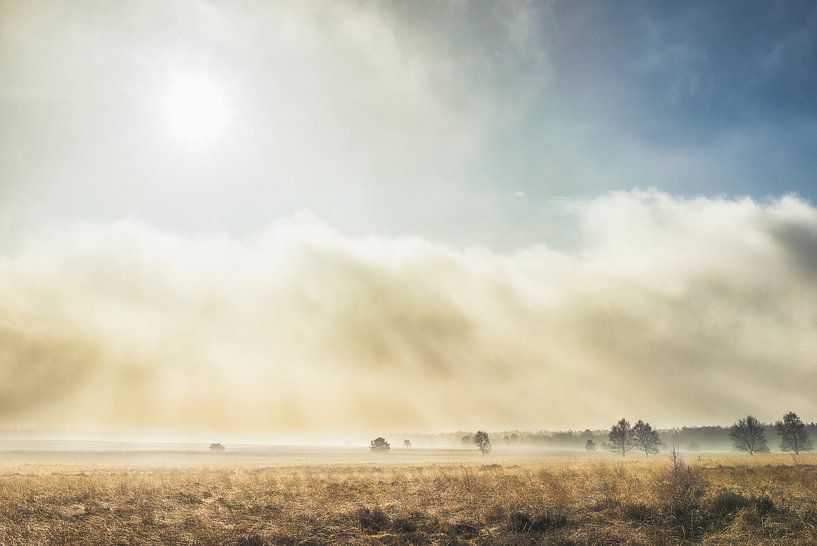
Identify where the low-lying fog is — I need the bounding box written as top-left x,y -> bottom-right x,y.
0,434 -> 725,470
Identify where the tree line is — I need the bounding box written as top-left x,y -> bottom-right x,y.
600,412 -> 813,457
369,412 -> 813,456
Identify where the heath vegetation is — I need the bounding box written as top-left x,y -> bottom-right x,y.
3,454 -> 817,545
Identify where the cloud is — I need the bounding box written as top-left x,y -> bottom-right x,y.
1,190 -> 816,433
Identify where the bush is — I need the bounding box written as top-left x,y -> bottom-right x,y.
655,448 -> 706,538
369,438 -> 391,451
704,489 -> 775,522
753,495 -> 775,516
706,489 -> 751,518
356,507 -> 390,533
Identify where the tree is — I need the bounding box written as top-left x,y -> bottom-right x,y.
585,439 -> 597,452
403,439 -> 412,448
729,416 -> 768,455
775,411 -> 813,455
474,431 -> 491,455
461,433 -> 474,446
632,420 -> 662,457
209,442 -> 225,452
369,437 -> 390,451
608,418 -> 635,457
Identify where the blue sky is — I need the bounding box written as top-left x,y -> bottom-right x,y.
429,0 -> 817,199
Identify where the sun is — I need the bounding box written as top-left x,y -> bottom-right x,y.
161,74 -> 229,144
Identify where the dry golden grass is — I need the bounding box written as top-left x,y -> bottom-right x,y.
2,454 -> 817,545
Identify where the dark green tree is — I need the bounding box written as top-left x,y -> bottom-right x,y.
632,420 -> 662,456
369,437 -> 390,451
775,411 -> 813,455
474,431 -> 491,455
729,416 -> 768,455
608,418 -> 635,457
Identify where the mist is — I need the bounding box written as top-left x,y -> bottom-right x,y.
0,190 -> 815,433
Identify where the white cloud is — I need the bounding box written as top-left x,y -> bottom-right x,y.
1,190 -> 816,432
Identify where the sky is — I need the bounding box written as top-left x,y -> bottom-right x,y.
0,1 -> 816,434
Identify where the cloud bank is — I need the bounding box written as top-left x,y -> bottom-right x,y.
1,190 -> 816,433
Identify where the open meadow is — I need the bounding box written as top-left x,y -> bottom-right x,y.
2,449 -> 817,545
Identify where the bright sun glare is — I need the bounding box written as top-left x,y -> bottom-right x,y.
161,74 -> 229,144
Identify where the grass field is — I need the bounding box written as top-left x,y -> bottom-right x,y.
2,452 -> 816,545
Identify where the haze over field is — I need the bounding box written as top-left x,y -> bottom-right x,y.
2,192 -> 817,434
1,1 -> 817,436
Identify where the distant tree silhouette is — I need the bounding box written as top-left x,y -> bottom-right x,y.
474,431 -> 491,455
209,442 -> 225,452
403,439 -> 412,448
585,439 -> 597,452
370,437 -> 390,451
729,416 -> 768,455
461,433 -> 474,446
608,418 -> 635,457
775,411 -> 813,455
632,420 -> 662,456
687,441 -> 701,453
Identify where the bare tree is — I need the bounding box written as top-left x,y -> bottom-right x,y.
775,411 -> 813,455
369,437 -> 390,451
608,418 -> 635,457
474,431 -> 491,455
585,439 -> 597,452
632,420 -> 662,456
729,415 -> 768,455
403,439 -> 412,448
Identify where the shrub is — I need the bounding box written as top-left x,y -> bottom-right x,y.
705,491 -> 776,530
655,447 -> 706,538
356,507 -> 389,533
706,489 -> 751,518
369,438 -> 391,451
751,495 -> 774,516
